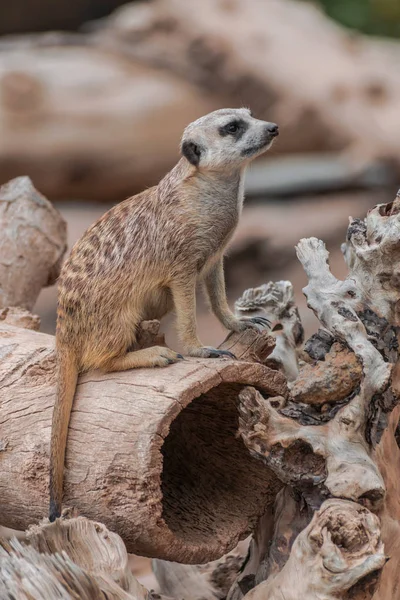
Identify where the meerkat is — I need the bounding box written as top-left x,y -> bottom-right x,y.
49,107 -> 279,521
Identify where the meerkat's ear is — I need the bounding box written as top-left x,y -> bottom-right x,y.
181,140 -> 202,166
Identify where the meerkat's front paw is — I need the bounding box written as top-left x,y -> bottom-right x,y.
229,316 -> 271,332
151,347 -> 184,367
187,346 -> 236,359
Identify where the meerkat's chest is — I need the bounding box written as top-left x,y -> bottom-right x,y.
193,189 -> 244,275
207,185 -> 243,243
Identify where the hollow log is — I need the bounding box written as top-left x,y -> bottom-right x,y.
0,319 -> 285,564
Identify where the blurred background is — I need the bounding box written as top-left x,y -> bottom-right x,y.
1,0 -> 400,348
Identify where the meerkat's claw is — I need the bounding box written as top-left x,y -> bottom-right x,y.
204,347 -> 236,359
154,348 -> 184,367
239,316 -> 271,330
249,316 -> 271,328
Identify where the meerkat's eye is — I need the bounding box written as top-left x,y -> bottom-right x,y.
227,121 -> 239,133
219,119 -> 247,138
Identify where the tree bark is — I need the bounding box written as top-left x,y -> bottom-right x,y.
0,319 -> 286,564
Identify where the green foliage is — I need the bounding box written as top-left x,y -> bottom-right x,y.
309,0 -> 400,38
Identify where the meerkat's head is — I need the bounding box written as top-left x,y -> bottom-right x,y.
180,108 -> 278,171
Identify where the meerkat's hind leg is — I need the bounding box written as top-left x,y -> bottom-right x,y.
104,347 -> 183,372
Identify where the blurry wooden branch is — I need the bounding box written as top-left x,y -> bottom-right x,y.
98,0 -> 400,174
1,0 -> 400,200
0,33 -> 221,201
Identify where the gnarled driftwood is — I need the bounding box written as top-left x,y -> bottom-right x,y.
227,194 -> 400,600
0,176 -> 66,310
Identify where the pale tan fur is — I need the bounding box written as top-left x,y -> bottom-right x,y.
49,108 -> 279,521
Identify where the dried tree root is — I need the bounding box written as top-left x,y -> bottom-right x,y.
234,281 -> 304,381
238,385 -> 385,509
152,541 -> 249,600
228,195 -> 400,600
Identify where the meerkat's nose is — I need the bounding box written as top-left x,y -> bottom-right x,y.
266,123 -> 279,137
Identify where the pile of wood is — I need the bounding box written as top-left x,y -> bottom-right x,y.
0,176 -> 400,599
1,0 -> 400,200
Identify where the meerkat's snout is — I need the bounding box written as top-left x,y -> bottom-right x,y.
257,121 -> 279,152
265,123 -> 279,139
260,121 -> 279,150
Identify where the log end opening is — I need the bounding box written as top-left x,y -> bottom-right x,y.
160,382 -> 280,562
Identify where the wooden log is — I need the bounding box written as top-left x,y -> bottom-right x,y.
0,320 -> 286,564
0,176 -> 67,310
97,0 -> 400,174
0,37 -> 222,201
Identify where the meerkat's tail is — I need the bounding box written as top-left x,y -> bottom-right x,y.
49,347 -> 79,522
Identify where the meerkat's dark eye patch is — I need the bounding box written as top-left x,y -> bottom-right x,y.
219,119 -> 249,140
181,140 -> 202,166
